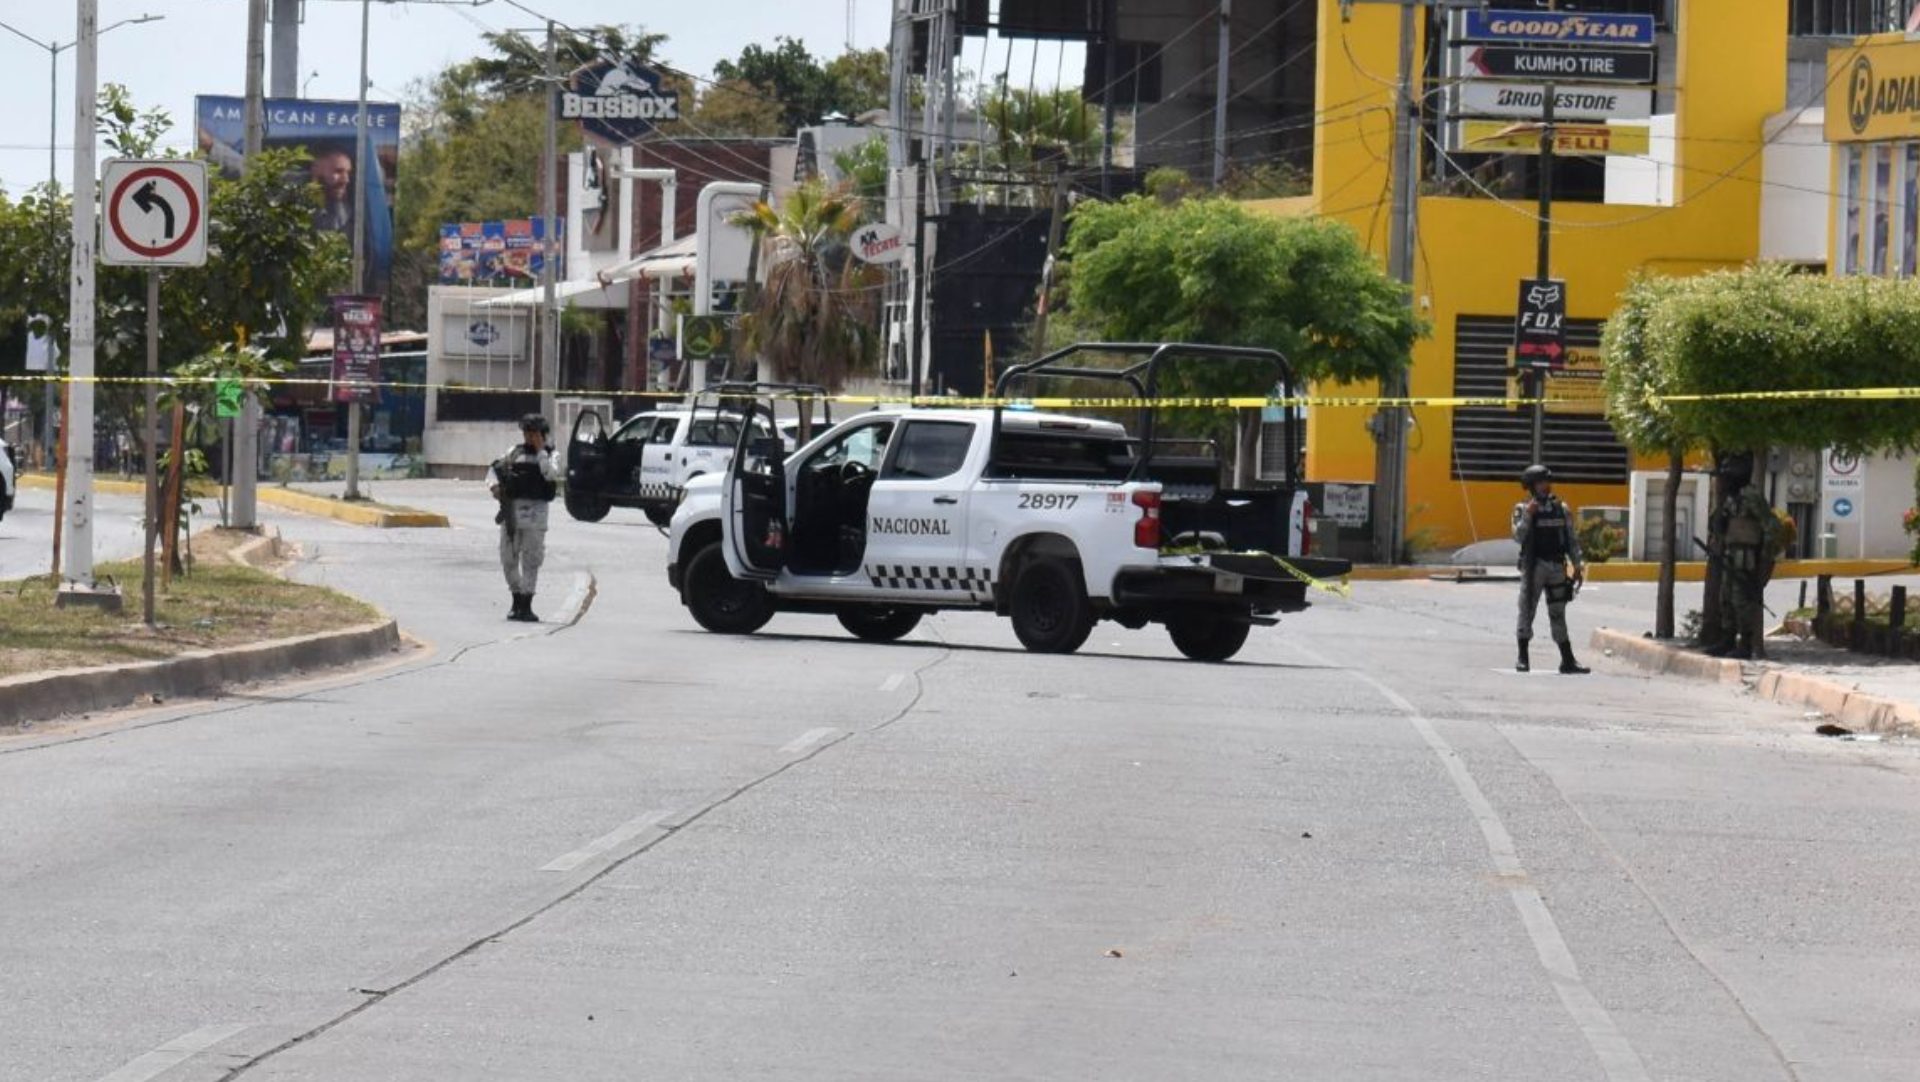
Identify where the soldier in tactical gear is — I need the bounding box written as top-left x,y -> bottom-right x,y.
1706,452 -> 1779,660
1512,464 -> 1589,674
487,414 -> 560,622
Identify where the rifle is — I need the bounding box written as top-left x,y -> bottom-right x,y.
493,456 -> 517,540
1692,535 -> 1776,617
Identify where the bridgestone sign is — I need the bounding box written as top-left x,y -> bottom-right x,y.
1451,81 -> 1653,121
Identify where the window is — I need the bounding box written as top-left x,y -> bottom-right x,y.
612,415 -> 660,443
1843,146 -> 1864,275
1903,144 -> 1919,278
885,422 -> 975,481
687,417 -> 768,446
1874,144 -> 1895,275
809,422 -> 895,472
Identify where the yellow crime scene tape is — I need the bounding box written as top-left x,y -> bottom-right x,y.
13,373 -> 1920,409
1161,546 -> 1354,600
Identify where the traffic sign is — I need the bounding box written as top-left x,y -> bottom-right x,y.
1449,81 -> 1654,121
1458,9 -> 1656,47
1454,119 -> 1651,157
1832,497 -> 1855,519
1457,45 -> 1657,84
102,159 -> 208,268
1513,278 -> 1568,370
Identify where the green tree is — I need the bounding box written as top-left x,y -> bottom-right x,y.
690,77 -> 785,137
712,40 -> 890,133
733,180 -> 883,389
830,136 -> 888,208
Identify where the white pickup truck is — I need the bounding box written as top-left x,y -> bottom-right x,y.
666,346 -> 1351,661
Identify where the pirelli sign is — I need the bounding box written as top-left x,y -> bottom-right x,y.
1829,39 -> 1920,143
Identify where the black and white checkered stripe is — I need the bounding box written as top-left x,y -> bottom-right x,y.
866,564 -> 996,593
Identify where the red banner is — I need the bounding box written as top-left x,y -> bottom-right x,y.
330,294 -> 382,403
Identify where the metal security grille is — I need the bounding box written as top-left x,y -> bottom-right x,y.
1449,316 -> 1629,484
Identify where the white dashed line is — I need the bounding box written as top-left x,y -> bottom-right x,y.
540,808 -> 674,872
779,727 -> 840,755
94,1023 -> 250,1082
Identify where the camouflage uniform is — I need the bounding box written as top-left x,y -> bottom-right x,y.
1512,464 -> 1589,674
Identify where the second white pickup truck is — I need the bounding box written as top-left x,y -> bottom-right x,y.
666,345 -> 1351,661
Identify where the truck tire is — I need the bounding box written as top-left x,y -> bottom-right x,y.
684,541 -> 774,635
1167,614 -> 1250,662
1010,558 -> 1094,654
566,492 -> 611,522
837,607 -> 922,642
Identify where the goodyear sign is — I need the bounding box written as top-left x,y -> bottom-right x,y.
1457,119 -> 1651,156
1460,10 -> 1656,47
1829,40 -> 1920,143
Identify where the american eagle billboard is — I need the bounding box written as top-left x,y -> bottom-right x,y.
195,96 -> 401,294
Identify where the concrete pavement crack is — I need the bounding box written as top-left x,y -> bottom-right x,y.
208,628 -> 953,1080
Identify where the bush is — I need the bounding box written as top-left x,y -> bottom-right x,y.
1578,517 -> 1626,563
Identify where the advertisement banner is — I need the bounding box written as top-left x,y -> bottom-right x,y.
1828,40 -> 1920,143
1458,9 -> 1656,47
1449,81 -> 1654,121
1454,119 -> 1651,156
436,219 -> 561,284
564,55 -> 681,143
1458,44 -> 1656,84
1513,278 -> 1568,370
330,295 -> 383,404
196,96 -> 401,293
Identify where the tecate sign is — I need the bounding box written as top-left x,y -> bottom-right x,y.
1460,9 -> 1656,47
564,55 -> 681,143
851,222 -> 907,265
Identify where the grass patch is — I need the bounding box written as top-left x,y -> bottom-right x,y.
0,544 -> 380,679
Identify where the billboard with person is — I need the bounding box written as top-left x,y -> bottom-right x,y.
195,96 -> 401,294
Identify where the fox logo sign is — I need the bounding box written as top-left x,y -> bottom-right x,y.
1526,283 -> 1563,308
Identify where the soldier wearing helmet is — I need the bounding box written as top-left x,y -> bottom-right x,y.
487,413 -> 561,621
1706,452 -> 1779,660
1512,464 -> 1588,674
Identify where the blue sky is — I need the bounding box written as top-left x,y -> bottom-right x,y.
0,0 -> 908,193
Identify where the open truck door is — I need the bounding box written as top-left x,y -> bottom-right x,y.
565,409 -> 613,522
722,398 -> 789,580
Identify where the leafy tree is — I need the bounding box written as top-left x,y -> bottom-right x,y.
830,137 -> 888,208
713,40 -> 889,133
823,49 -> 890,117
690,77 -> 785,137
1601,273 -> 1691,638
733,180 -> 882,389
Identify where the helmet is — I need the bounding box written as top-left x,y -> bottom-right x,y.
1520,464 -> 1552,489
519,413 -> 551,435
1716,451 -> 1754,484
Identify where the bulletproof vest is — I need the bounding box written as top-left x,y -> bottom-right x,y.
1724,492 -> 1766,548
498,452 -> 557,502
1530,500 -> 1570,562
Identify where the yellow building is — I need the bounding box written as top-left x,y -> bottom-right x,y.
1251,0 -> 1793,551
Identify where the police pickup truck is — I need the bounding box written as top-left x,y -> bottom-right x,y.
563,384 -> 828,526
665,345 -> 1350,661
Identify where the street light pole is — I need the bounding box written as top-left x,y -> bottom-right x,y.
59,0 -> 101,596
344,0 -> 371,501
232,0 -> 268,529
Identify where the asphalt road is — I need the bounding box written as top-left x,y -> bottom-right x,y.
0,483 -> 150,581
3,481 -> 1917,1082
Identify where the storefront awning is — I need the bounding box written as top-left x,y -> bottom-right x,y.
474,277 -> 628,310
598,234 -> 699,283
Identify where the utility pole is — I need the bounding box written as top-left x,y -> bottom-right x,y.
232,0 -> 267,530
1212,0 -> 1232,187
1369,0 -> 1419,566
539,20 -> 560,422
1531,82 -> 1555,466
270,0 -> 299,96
59,0 -> 102,598
344,0 -> 372,501
143,269 -> 160,625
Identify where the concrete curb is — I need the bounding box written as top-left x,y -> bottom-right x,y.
0,620 -> 401,728
1590,626 -> 1919,737
1352,559 -> 1913,584
17,474 -> 449,528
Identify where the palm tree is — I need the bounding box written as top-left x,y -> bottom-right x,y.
734,181 -> 883,390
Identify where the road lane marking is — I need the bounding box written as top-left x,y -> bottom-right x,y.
540,808 -> 673,872
95,1023 -> 250,1082
878,673 -> 906,692
1292,643 -> 1652,1082
779,727 -> 840,755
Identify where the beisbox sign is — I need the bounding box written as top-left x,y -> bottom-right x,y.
101,159 -> 209,268
851,222 -> 907,265
564,55 -> 681,143
1458,9 -> 1657,47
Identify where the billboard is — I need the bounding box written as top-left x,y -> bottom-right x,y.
329,294 -> 383,403
195,96 -> 401,293
564,55 -> 681,143
436,219 -> 563,285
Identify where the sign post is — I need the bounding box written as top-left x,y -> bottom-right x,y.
100,158 -> 210,622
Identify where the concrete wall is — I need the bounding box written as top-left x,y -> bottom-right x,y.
1762,108 -> 1830,264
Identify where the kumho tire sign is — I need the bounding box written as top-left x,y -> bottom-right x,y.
565,55 -> 681,143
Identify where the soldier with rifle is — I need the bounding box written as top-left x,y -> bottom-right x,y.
487,414 -> 561,622
1705,452 -> 1780,660
1512,464 -> 1590,674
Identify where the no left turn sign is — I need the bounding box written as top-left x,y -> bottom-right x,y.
101,159 -> 208,267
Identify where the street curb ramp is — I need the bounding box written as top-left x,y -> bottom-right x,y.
0,620 -> 401,728
1590,626 -> 1920,738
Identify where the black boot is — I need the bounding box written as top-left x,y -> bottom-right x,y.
520,593 -> 539,623
1558,642 -> 1590,675
1516,639 -> 1531,673
507,592 -> 524,620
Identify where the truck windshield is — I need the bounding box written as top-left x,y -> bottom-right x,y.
989,430 -> 1135,481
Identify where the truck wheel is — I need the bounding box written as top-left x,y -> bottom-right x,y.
684,542 -> 773,635
837,608 -> 922,642
644,504 -> 674,527
1010,558 -> 1093,654
1167,614 -> 1251,662
566,492 -> 611,523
